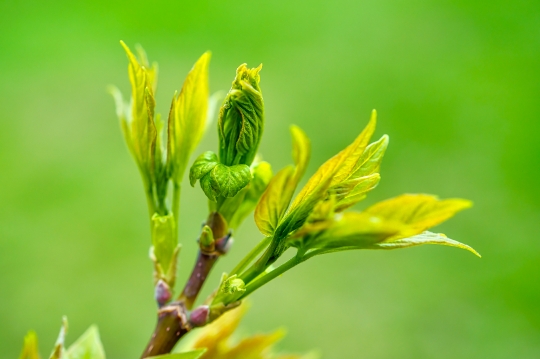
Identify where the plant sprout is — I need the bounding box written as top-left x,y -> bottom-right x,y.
18,42 -> 479,359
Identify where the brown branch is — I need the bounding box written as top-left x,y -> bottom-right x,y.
140,301 -> 191,358
141,212 -> 230,358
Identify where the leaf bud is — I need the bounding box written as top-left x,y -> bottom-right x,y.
218,64 -> 264,167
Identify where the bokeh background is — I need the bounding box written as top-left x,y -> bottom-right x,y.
1,0 -> 539,358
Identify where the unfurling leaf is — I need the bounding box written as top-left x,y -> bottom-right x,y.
190,151 -> 252,201
65,326 -> 106,359
288,194 -> 478,258
115,41 -> 158,180
363,194 -> 473,239
49,317 -> 67,359
255,166 -> 295,236
19,331 -> 40,359
218,64 -> 264,167
278,110 -> 379,240
169,52 -> 211,180
224,160 -> 273,229
190,152 -> 220,186
151,213 -> 178,284
255,126 -> 310,236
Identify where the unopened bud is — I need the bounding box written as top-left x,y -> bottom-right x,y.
155,279 -> 172,307
189,305 -> 209,327
199,225 -> 215,253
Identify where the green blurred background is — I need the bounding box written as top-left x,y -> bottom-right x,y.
1,0 -> 539,358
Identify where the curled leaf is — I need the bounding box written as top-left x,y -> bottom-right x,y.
190,152 -> 219,186
218,64 -> 264,166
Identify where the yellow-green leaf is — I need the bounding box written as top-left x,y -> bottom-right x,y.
120,41 -> 157,175
254,166 -> 295,236
328,109 -> 378,187
19,331 -> 40,359
364,194 -> 473,239
49,317 -> 67,359
218,64 -> 264,167
170,52 -> 211,180
226,161 -> 273,229
333,173 -> 381,212
254,125 -> 310,236
65,326 -> 106,359
151,213 -> 178,280
282,111 -> 377,236
373,231 -> 481,257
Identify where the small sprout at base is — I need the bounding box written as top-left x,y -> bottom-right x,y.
199,225 -> 215,253
155,279 -> 172,307
189,305 -> 210,327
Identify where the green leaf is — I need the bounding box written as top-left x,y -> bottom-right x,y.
19,331 -> 40,359
280,111 -> 379,237
189,151 -> 219,186
148,349 -> 206,359
363,194 -> 473,239
254,126 -> 310,236
65,326 -> 106,359
210,164 -> 252,198
289,212 -> 401,252
118,41 -> 158,179
333,173 -> 381,212
49,317 -> 67,359
372,231 -> 481,257
151,213 -> 178,282
226,160 -> 273,229
169,52 -> 211,180
329,134 -> 388,211
288,195 -> 478,258
254,166 -> 295,236
218,64 -> 264,166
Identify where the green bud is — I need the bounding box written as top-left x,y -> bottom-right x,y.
190,151 -> 252,202
151,213 -> 178,281
218,64 -> 264,167
199,225 -> 215,253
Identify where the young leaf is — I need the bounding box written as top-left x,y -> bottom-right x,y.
218,64 -> 264,167
226,160 -> 273,229
19,331 -> 40,359
289,212 -> 402,252
189,152 -> 219,186
119,41 -> 157,179
333,173 -> 381,212
65,326 -> 106,359
49,317 -> 67,359
151,213 -> 178,281
279,111 -> 378,238
372,231 -> 481,257
200,164 -> 251,201
169,52 -> 211,180
288,195 -> 478,258
254,166 -> 295,236
254,126 -> 310,236
363,194 -> 473,239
